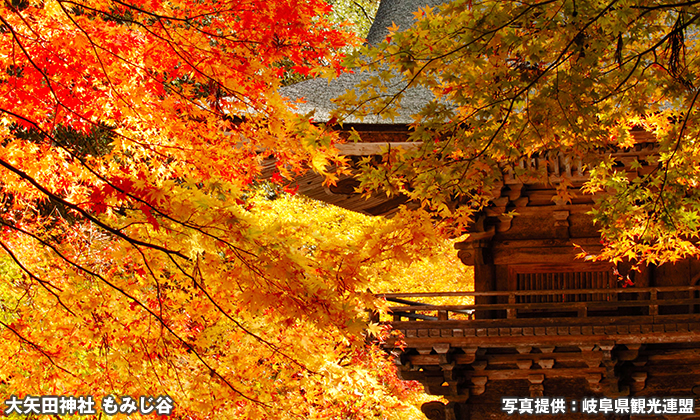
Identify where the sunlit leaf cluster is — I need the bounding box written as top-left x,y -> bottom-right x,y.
0,0 -> 448,418
338,0 -> 700,264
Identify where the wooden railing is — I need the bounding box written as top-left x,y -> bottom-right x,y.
379,285 -> 700,322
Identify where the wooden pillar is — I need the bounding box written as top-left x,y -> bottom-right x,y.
473,255 -> 495,319
457,232 -> 495,320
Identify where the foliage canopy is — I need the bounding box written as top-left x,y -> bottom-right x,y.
0,0 -> 458,418
341,0 -> 700,266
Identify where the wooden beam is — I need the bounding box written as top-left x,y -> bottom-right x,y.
387,330 -> 700,349
335,142 -> 421,156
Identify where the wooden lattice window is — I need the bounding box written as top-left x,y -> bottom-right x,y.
508,263 -> 615,303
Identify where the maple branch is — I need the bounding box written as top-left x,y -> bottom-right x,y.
2,213 -> 321,416
161,247 -> 337,374
474,0 -> 622,156
633,1 -> 700,10
0,155 -> 189,260
188,262 -> 318,375
0,13 -> 176,152
55,0 -> 255,108
367,0 -> 558,116
554,71 -> 582,138
0,220 -> 268,408
54,0 -> 139,122
130,246 -> 166,335
108,0 -> 264,44
0,238 -> 77,317
0,319 -> 76,377
599,13 -> 700,95
1,112 -> 300,338
0,14 -> 66,109
7,2 -> 44,40
139,337 -> 167,390
397,0 -> 624,193
9,2 -> 251,159
1,107 -> 261,271
352,1 -> 373,24
643,87 -> 700,237
0,12 -> 151,138
93,284 -> 271,408
151,19 -> 254,106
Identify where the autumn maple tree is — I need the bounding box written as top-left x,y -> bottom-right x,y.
340,0 -> 700,266
0,0 -> 444,418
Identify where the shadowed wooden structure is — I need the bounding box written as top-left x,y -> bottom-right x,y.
375,140 -> 700,418
351,134 -> 700,420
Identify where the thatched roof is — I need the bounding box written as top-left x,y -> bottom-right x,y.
282,0 -> 445,124
366,0 -> 444,46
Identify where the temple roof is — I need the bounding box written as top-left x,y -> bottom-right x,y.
281,0 -> 445,124
366,0 -> 443,46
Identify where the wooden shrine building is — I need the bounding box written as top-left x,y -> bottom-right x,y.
283,1 -> 700,419
380,136 -> 700,420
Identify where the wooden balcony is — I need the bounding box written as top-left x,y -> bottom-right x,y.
378,286 -> 700,401
381,286 -> 700,346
